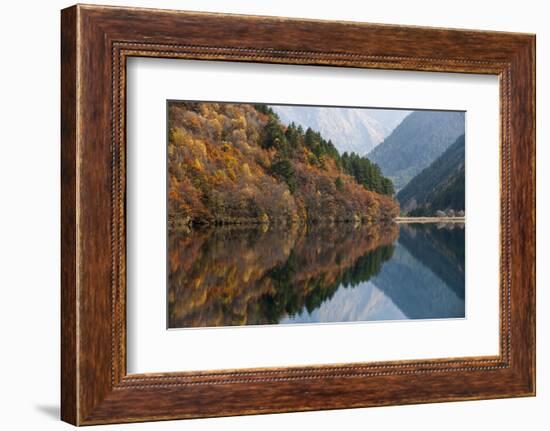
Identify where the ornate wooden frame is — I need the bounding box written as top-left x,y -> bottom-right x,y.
61,4 -> 536,425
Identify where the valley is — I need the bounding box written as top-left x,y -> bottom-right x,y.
167,101 -> 467,328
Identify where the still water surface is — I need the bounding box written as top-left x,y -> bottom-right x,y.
168,223 -> 465,329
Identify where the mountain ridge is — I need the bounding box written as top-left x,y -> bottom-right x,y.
397,134 -> 465,216
368,111 -> 465,191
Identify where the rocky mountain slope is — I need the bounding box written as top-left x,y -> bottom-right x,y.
397,134 -> 465,216
368,110 -> 465,190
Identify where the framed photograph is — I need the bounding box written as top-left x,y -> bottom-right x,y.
61,4 -> 536,425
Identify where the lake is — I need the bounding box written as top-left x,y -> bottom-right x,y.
168,222 -> 465,329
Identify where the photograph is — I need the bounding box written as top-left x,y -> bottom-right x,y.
48,2 -> 536,426
167,101 -> 466,328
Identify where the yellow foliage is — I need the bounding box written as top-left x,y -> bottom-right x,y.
241,163 -> 251,178
193,158 -> 203,171
231,114 -> 247,130
213,170 -> 227,185
170,127 -> 189,147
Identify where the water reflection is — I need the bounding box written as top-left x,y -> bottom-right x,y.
168,223 -> 465,328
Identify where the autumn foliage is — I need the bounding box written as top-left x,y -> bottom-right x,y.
168,102 -> 399,227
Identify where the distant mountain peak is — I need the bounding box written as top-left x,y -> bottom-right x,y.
271,105 -> 410,156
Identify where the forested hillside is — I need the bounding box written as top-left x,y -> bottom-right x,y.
368,111 -> 465,190
397,134 -> 465,216
168,102 -> 398,227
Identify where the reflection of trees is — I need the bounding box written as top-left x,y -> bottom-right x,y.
168,223 -> 398,328
259,242 -> 395,324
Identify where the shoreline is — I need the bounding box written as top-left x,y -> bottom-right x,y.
169,216 -> 466,231
394,216 -> 465,224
